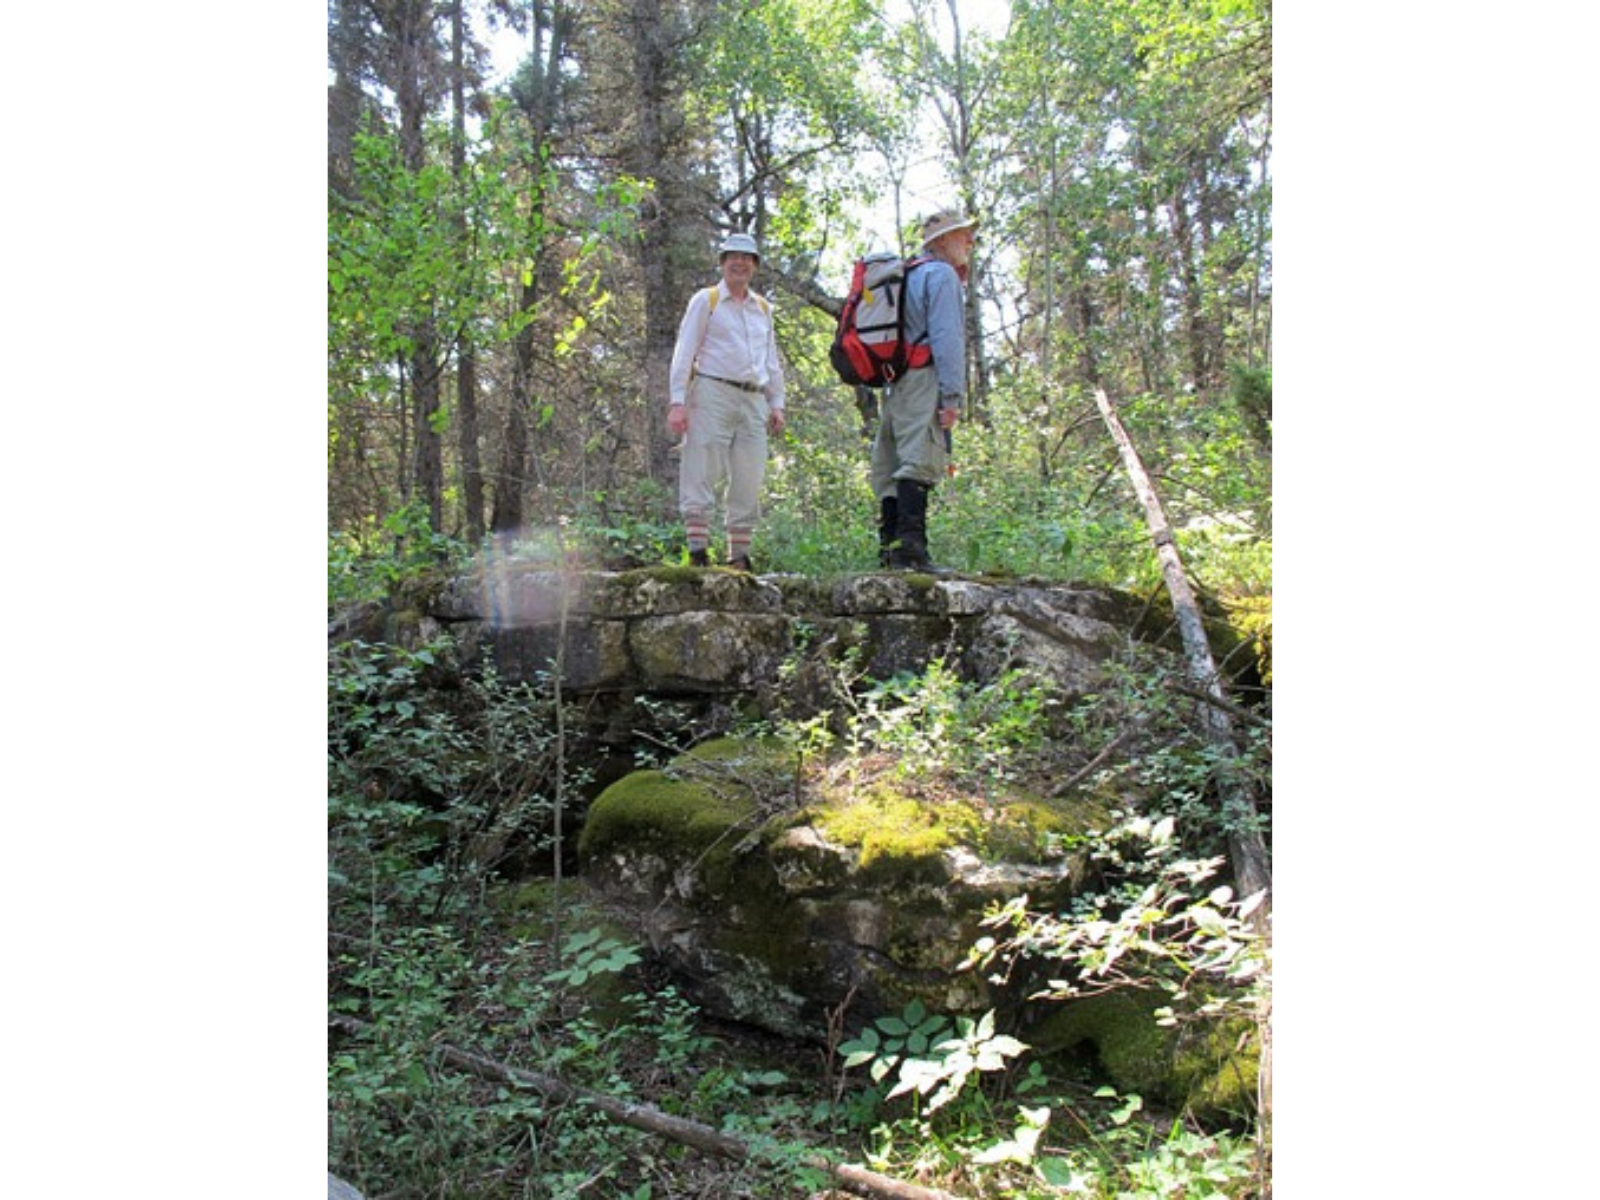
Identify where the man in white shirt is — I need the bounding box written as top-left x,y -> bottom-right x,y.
667,232 -> 787,571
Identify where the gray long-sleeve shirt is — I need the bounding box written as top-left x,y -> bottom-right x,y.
902,258 -> 966,406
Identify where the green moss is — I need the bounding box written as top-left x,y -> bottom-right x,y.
621,564 -> 703,584
1173,1017 -> 1259,1120
808,782 -> 1112,874
680,735 -> 786,769
811,786 -> 974,881
1033,988 -> 1260,1121
1226,593 -> 1272,686
577,767 -> 755,863
982,798 -> 1087,862
1035,990 -> 1170,1091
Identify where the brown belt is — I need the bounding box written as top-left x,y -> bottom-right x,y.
697,373 -> 762,393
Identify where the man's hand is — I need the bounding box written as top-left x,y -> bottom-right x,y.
938,406 -> 960,430
768,409 -> 787,436
668,404 -> 689,437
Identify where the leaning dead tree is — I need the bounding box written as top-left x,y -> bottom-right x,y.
1093,386 -> 1271,901
1095,385 -> 1274,1175
330,1015 -> 957,1200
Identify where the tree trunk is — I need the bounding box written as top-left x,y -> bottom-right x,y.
327,0 -> 368,199
490,4 -> 571,545
395,0 -> 444,533
1168,182 -> 1213,394
411,342 -> 444,533
491,281 -> 538,543
630,0 -> 684,494
1093,384 -> 1271,901
451,0 -> 484,545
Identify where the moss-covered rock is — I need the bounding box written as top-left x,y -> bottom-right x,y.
1031,988 -> 1260,1123
577,764 -> 755,865
578,733 -> 1117,1044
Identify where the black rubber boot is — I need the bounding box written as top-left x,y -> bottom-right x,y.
888,480 -> 952,574
688,548 -> 710,568
878,495 -> 899,568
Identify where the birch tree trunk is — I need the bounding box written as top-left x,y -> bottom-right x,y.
1094,383 -> 1272,1149
1093,385 -> 1271,900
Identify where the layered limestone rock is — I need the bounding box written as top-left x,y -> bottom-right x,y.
418,563 -> 1149,702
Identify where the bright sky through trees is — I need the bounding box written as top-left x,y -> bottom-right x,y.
485,0 -> 1012,253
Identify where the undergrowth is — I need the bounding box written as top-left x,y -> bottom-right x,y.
328,545 -> 1270,1197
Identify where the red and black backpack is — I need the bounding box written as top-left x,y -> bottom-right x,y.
829,253 -> 932,388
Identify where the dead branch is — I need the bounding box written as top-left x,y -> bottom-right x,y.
330,1014 -> 957,1200
1094,385 -> 1270,901
1051,726 -> 1138,797
1169,683 -> 1272,731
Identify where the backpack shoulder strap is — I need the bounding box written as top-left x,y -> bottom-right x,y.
709,284 -> 770,317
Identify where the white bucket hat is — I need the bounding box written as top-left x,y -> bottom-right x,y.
718,231 -> 761,263
919,209 -> 980,250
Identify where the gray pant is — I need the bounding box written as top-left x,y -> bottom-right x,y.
870,365 -> 949,496
679,375 -> 769,534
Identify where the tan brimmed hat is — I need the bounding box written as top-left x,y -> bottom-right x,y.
919,209 -> 979,249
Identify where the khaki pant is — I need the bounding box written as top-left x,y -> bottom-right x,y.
870,365 -> 949,496
679,375 -> 769,536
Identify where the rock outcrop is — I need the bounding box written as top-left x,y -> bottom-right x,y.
408,563 -> 1157,703
339,562 -> 1262,1117
577,737 -> 1111,1042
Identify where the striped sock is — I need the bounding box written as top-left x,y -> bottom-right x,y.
686,515 -> 710,553
727,528 -> 752,562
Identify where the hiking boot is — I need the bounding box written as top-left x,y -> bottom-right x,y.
727,555 -> 754,574
888,480 -> 953,574
878,495 -> 899,569
688,549 -> 710,568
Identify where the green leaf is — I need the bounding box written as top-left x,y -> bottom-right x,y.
1037,1158 -> 1082,1187
1192,907 -> 1229,936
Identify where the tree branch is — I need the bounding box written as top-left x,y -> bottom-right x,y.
1050,727 -> 1137,797
1169,682 -> 1271,731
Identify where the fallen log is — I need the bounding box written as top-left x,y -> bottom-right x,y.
329,1014 -> 956,1200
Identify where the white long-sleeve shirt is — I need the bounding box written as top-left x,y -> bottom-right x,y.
668,281 -> 785,411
